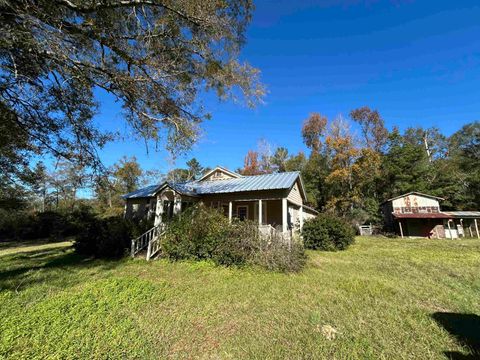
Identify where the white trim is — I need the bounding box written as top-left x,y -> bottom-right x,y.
236,205 -> 249,221
299,206 -> 304,230
282,198 -> 288,233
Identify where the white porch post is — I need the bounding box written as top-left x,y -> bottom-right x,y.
299,205 -> 304,230
154,196 -> 163,227
258,199 -> 263,225
475,218 -> 480,239
173,194 -> 181,215
447,219 -> 453,239
398,220 -> 404,239
282,198 -> 288,234
228,201 -> 233,223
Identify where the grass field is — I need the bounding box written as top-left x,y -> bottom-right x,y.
0,237 -> 479,359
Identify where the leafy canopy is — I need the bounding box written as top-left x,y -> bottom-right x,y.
0,0 -> 264,180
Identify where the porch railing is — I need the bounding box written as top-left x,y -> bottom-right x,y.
131,225 -> 160,258
146,229 -> 164,261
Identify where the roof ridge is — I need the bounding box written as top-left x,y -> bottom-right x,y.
243,171 -> 299,177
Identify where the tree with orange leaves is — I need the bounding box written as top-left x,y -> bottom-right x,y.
301,113 -> 328,153
324,116 -> 360,216
241,150 -> 262,176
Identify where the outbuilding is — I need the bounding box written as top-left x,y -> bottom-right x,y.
382,192 -> 480,239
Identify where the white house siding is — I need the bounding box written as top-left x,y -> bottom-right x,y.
287,181 -> 303,205
202,169 -> 237,181
392,195 -> 440,210
125,198 -> 149,219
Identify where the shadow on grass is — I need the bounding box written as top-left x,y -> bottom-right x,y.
432,312 -> 480,359
0,246 -> 123,292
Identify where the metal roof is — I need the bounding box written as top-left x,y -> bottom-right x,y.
443,211 -> 480,218
123,171 -> 302,199
392,211 -> 480,219
121,184 -> 162,199
192,171 -> 300,194
393,213 -> 450,219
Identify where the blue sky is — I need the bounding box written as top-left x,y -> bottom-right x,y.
95,0 -> 480,175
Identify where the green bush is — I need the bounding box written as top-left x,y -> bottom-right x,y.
74,216 -> 132,258
162,205 -> 231,261
0,205 -> 100,241
302,213 -> 355,251
161,204 -> 306,272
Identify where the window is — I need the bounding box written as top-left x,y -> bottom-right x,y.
237,205 -> 248,221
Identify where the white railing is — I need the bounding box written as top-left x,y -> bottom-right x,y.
131,226 -> 159,258
131,224 -> 166,260
259,224 -> 276,237
146,230 -> 164,261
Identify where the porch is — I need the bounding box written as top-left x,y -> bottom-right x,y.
152,193 -> 306,235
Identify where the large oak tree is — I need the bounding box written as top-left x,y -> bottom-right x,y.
0,0 -> 264,182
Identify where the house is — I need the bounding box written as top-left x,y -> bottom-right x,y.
123,166 -> 318,236
382,192 -> 480,239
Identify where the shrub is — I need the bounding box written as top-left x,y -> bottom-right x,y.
74,216 -> 132,258
0,205 -> 99,241
162,205 -> 231,261
161,204 -> 306,272
0,210 -> 71,241
302,213 -> 355,251
250,234 -> 306,272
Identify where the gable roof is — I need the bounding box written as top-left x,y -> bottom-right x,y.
121,184 -> 162,199
385,191 -> 445,203
197,166 -> 242,181
123,171 -> 306,200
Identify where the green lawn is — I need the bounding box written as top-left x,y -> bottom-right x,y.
1,237 -> 479,359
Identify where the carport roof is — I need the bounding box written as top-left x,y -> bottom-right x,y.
393,213 -> 450,219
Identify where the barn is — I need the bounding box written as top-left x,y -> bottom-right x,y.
382,192 -> 480,239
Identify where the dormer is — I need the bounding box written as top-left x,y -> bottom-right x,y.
198,166 -> 242,182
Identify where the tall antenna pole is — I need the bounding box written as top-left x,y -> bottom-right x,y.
423,130 -> 432,163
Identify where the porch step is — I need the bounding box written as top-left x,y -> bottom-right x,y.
133,249 -> 161,260
134,249 -> 148,259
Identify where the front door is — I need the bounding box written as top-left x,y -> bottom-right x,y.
163,201 -> 174,220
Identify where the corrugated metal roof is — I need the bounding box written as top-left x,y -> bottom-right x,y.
123,171 -> 301,199
393,213 -> 450,219
443,211 -> 480,218
193,171 -> 300,194
121,184 -> 162,199
393,211 -> 480,219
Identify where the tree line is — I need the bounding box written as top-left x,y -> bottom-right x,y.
2,106 -> 478,227
237,108 -> 479,224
